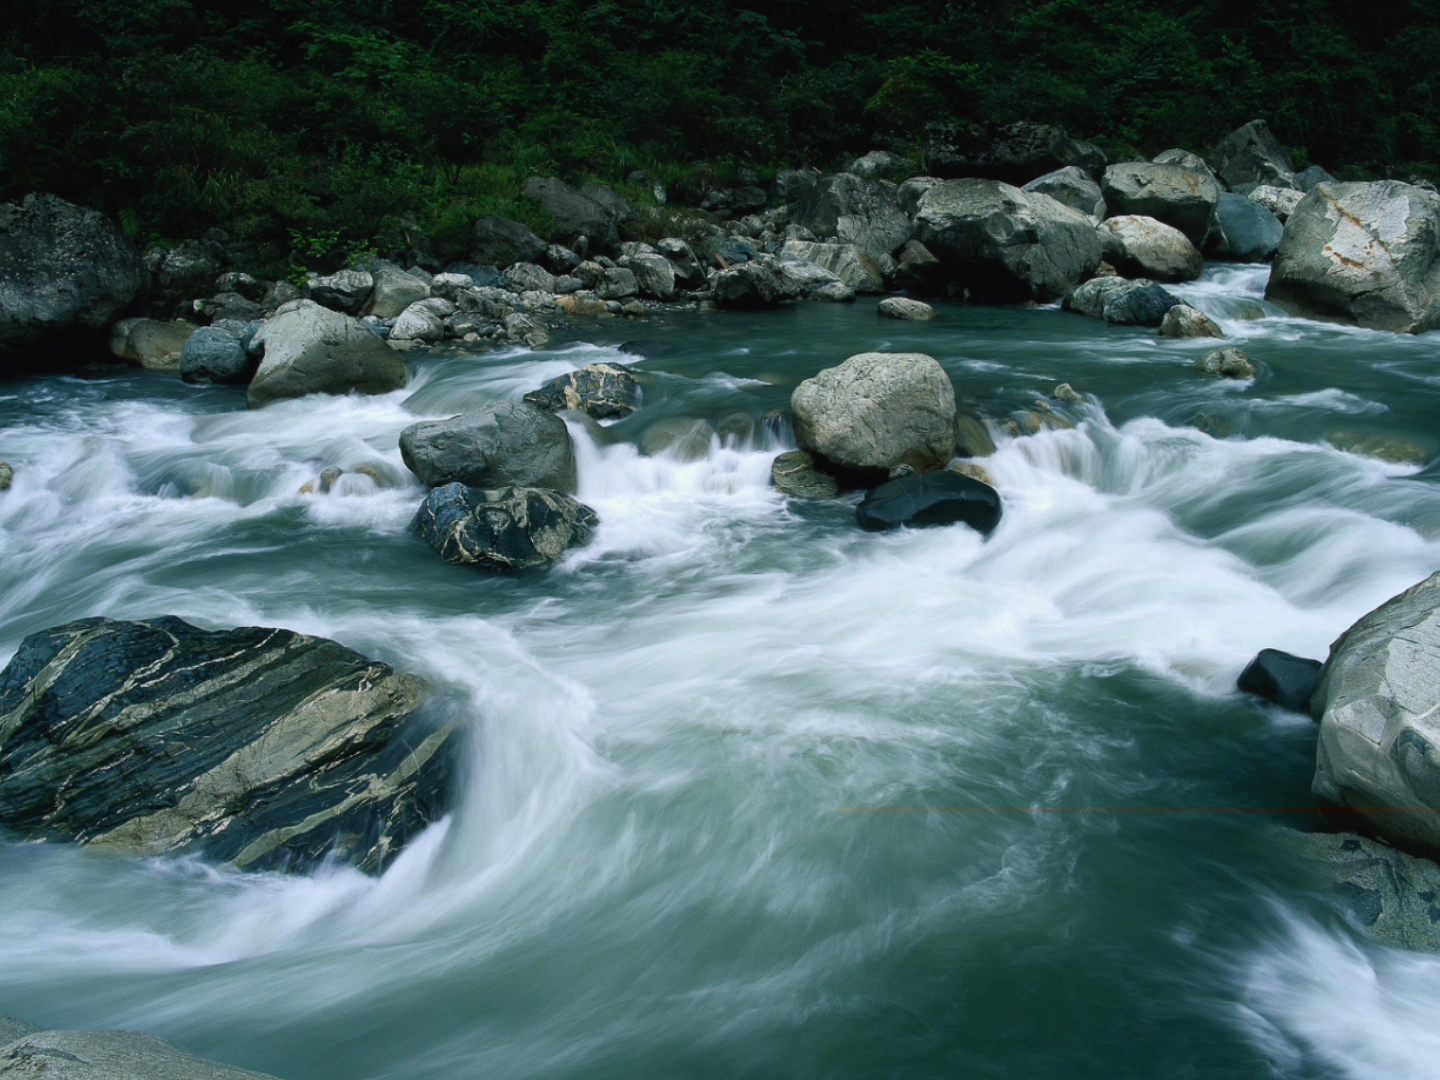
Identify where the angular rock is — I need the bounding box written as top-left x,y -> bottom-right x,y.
504,262 -> 558,295
471,215 -> 547,267
792,173 -> 911,266
914,179 -> 1103,302
391,298 -> 454,342
657,238 -> 704,289
595,267 -> 639,301
1312,572 -> 1440,853
159,241 -> 220,297
1099,215 -> 1204,281
180,325 -> 251,384
792,352 -> 957,479
1101,163 -> 1221,247
770,450 -> 839,499
1211,192 -> 1284,262
1266,181 -> 1440,333
1023,166 -> 1107,222
411,483 -> 597,571
924,121 -> 1106,184
0,616 -> 451,873
711,257 -> 803,309
1211,119 -> 1298,196
215,271 -> 265,302
1296,165 -> 1338,194
503,312 -> 550,347
108,318 -> 196,371
304,269 -> 373,314
779,240 -> 884,293
0,1029 -> 280,1079
1238,648 -> 1324,712
897,177 -> 942,217
619,252 -> 676,299
856,470 -> 1002,535
523,363 -> 640,420
1196,347 -> 1255,378
1062,277 -> 1181,326
1248,185 -> 1305,222
400,401 -> 575,492
891,239 -> 944,292
877,296 -> 935,320
1158,304 -> 1224,338
247,301 -> 407,407
773,256 -> 856,302
1153,149 -> 1216,178
850,150 -> 910,181
523,177 -> 617,251
363,265 -> 431,319
773,169 -> 820,205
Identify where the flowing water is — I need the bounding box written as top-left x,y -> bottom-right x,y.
2,266 -> 1440,1079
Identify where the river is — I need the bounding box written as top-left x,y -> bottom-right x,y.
3,266 -> 1440,1078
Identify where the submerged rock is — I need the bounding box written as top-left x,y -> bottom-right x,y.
1238,648 -> 1323,712
770,450 -> 839,499
1062,277 -> 1181,326
0,1028 -> 280,1079
877,297 -> 935,320
0,462 -> 12,490
399,401 -> 577,493
856,470 -> 1002,535
1159,304 -> 1224,339
524,363 -> 640,419
247,302 -> 407,407
411,483 -> 597,571
1195,347 -> 1255,378
0,616 -> 452,873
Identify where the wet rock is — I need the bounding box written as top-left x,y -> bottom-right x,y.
1195,347 -> 1255,378
1099,214 -> 1203,281
924,121 -> 1106,184
0,462 -> 12,490
1159,304 -> 1224,338
947,459 -> 997,487
1238,648 -> 1324,712
1211,119 -> 1298,196
1023,165 -> 1106,221
640,417 -> 715,461
1053,383 -> 1085,404
779,240 -> 884,293
524,363 -> 640,420
792,352 -> 957,479
400,401 -> 576,493
471,215 -> 547,268
0,1015 -> 39,1044
0,616 -> 451,873
877,297 -> 935,320
1312,572 -> 1440,854
1248,185 -> 1305,222
304,269 -> 373,313
247,301 -> 407,407
955,410 -> 997,458
770,450 -> 839,499
1211,193 -> 1283,262
856,470 -> 1002,535
179,325 -> 251,384
595,267 -> 638,300
1266,181 -> 1440,333
523,177 -> 617,251
108,318 -> 197,371
0,1028 -> 281,1079
1062,277 -> 1181,326
1101,163 -> 1221,247
711,258 -> 803,309
411,483 -> 597,571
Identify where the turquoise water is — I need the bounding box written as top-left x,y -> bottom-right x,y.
2,266 -> 1440,1078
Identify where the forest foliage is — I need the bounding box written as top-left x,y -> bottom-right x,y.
2,0 -> 1435,269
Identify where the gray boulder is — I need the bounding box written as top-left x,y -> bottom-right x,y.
770,450 -> 839,499
303,269 -> 373,313
108,318 -> 196,371
0,462 -> 12,490
523,177 -> 617,251
180,325 -> 251,384
1312,572 -> 1440,853
471,214 -> 547,267
390,297 -> 454,342
896,176 -> 942,217
1152,149 -> 1216,179
1158,304 -> 1223,338
1211,192 -> 1283,262
924,121 -> 1106,184
1296,165 -> 1338,193
914,180 -> 1103,302
877,297 -> 935,320
1266,181 -> 1440,333
773,169 -> 820,205
411,483 -> 597,571
619,252 -> 676,299
779,240 -> 884,293
159,240 -> 220,297
1248,185 -> 1305,222
1,1016 -> 38,1044
504,262 -> 558,295
891,240 -> 945,292
1023,166 -> 1106,222
1062,277 -> 1182,326
363,265 -> 431,319
792,173 -> 911,267
640,417 -> 715,461
215,271 -> 265,301
0,1029 -> 278,1079
1196,347 -> 1255,378
792,352 -> 957,478
850,150 -> 910,181
773,255 -> 856,302
0,194 -> 147,362
399,401 -> 577,493
595,267 -> 638,300
524,363 -> 640,419
657,238 -> 704,289
0,616 -> 452,873
1211,119 -> 1298,195
1099,215 -> 1204,281
711,257 -> 803,308
1101,163 -> 1221,247
247,301 -> 407,407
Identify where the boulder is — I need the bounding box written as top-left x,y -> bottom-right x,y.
779,240 -> 884,293
391,297 -> 454,342
504,262 -> 558,295
855,470 -> 1002,535
896,177 -> 943,216
179,325 -> 251,384
1248,184 -> 1305,222
791,352 -> 957,479
1312,572 -> 1440,853
1265,181 -> 1440,333
657,238 -> 705,288
524,363 -> 641,419
711,257 -> 803,309
792,173 -> 911,266
773,256 -> 857,302
1195,347 -> 1255,378
773,169 -> 820,205
0,616 -> 452,873
1023,166 -> 1107,222
1098,215 -> 1204,281
1,1015 -> 39,1044
0,1029 -> 279,1079
523,177 -> 617,251
1238,649 -> 1324,712
411,483 -> 597,571
619,252 -> 676,299
108,318 -> 196,371
0,194 -> 147,363
363,265 -> 431,319
1296,165 -> 1338,193
1152,149 -> 1216,179
877,297 -> 935,320
0,462 -> 12,490
770,450 -> 839,499
247,301 -> 407,407
580,184 -> 635,224
923,121 -> 1106,184
850,150 -> 910,181
595,267 -> 639,300
1211,192 -> 1283,262
1211,119 -> 1298,195
215,271 -> 265,301
1158,304 -> 1224,338
159,240 -> 220,297
891,240 -> 945,292
304,269 -> 373,313
399,401 -> 576,492
1101,163 -> 1221,247
1062,277 -> 1181,326
503,312 -> 550,347
471,214 -> 547,267
914,179 -> 1103,302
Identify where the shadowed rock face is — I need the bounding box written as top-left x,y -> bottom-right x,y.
0,617 -> 454,874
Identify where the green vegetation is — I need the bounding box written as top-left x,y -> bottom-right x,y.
3,0 -> 1435,273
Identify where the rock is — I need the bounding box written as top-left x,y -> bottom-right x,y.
214,271 -> 265,302
555,293 -> 607,316
1211,192 -> 1284,262
1211,119 -> 1298,195
524,363 -> 640,419
773,169 -> 820,205
471,215 -> 547,267
580,184 -> 635,224
504,262 -> 558,295
179,325 -> 251,384
411,483 -> 597,571
1296,165 -> 1338,193
198,292 -> 264,324
1052,383 -> 1085,404
0,616 -> 452,873
0,1029 -> 280,1079
657,238 -> 705,289
640,417 -> 715,461
792,352 -> 957,480
0,194 -> 147,363
792,173 -> 911,266
923,121 -> 1106,184
523,177 -> 617,251
247,302 -> 407,407
1311,572 -> 1440,854
896,177 -> 942,217
1266,181 -> 1440,333
877,296 -> 935,320
426,272 -> 474,303
1196,347 -> 1255,378
770,450 -> 839,499
1152,149 -> 1215,178
1098,215 -> 1204,281
363,265 -> 431,319
303,269 -> 373,313
947,460 -> 997,487
1238,649 -> 1324,712
0,462 -> 11,490
0,1015 -> 39,1044
1062,277 -> 1181,326
1023,166 -> 1107,222
1248,184 -> 1306,222
855,470 -> 1002,535
108,318 -> 197,371
850,150 -> 910,181
891,239 -> 945,292
399,401 -> 577,493
1158,304 -> 1224,338
773,256 -> 856,302
159,240 -> 220,297
619,252 -> 676,299
503,312 -> 550,347
779,240 -> 884,293
595,267 -> 639,300
711,258 -> 803,309
914,179 -> 1103,302
391,298 -> 452,342
1280,830 -> 1440,952
1101,163 -> 1222,247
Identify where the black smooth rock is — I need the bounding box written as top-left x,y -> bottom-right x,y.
856,470 -> 1002,535
1237,648 -> 1323,713
411,483 -> 598,571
